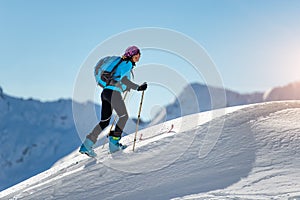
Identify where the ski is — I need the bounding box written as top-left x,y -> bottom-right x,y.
119,124 -> 176,151
139,124 -> 175,141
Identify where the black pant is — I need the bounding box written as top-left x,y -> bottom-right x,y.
87,89 -> 128,143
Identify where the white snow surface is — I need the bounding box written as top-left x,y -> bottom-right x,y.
1,101 -> 300,200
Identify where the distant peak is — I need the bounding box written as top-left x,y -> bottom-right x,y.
0,86 -> 3,98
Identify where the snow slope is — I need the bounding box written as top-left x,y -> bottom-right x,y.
0,87 -> 139,191
1,101 -> 300,200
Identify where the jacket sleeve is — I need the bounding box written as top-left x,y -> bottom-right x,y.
121,76 -> 139,90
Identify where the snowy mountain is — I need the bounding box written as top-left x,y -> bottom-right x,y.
163,81 -> 300,121
163,83 -> 264,121
263,81 -> 300,101
0,88 -> 99,191
1,80 -> 300,192
1,101 -> 300,199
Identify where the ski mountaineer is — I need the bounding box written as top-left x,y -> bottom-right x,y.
79,46 -> 147,157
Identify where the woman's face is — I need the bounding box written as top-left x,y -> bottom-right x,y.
132,53 -> 141,63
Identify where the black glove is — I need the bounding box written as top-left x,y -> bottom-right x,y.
137,82 -> 147,91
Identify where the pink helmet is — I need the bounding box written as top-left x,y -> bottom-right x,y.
124,46 -> 140,58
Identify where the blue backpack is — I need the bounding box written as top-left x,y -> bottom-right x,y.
94,56 -> 123,88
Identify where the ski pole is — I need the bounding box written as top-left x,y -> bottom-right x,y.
133,90 -> 145,151
102,91 -> 128,149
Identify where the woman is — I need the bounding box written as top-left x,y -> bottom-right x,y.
79,46 -> 147,156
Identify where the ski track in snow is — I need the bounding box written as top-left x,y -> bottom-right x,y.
1,101 -> 300,200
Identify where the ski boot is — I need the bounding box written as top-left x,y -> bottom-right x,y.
79,138 -> 97,157
108,136 -> 127,153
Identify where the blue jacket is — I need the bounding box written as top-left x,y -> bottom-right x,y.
104,58 -> 136,93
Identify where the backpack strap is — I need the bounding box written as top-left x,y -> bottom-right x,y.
106,57 -> 124,87
110,57 -> 123,78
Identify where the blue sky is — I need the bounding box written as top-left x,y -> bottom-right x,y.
1,0 -> 300,119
